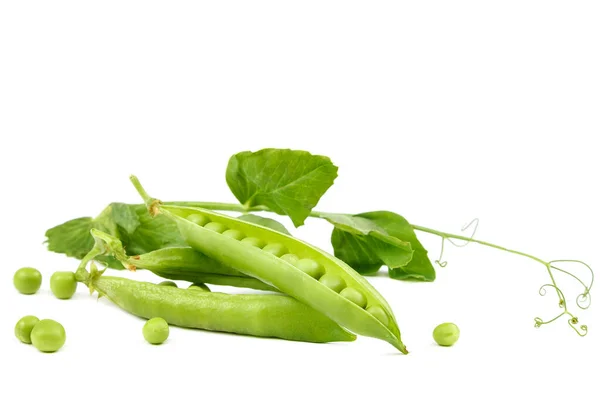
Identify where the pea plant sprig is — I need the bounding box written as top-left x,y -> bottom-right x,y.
45,148 -> 593,336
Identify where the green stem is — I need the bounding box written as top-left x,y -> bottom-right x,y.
409,224 -> 561,299
129,175 -> 153,206
161,201 -> 566,299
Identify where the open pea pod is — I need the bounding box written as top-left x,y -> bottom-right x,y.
131,176 -> 408,353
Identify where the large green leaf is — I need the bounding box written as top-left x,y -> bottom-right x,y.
226,149 -> 338,227
325,211 -> 436,281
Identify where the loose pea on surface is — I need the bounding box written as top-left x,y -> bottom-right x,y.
340,287 -> 368,308
143,317 -> 170,345
222,229 -> 245,240
158,281 -> 177,287
15,316 -> 40,344
186,214 -> 210,226
188,283 -> 211,292
50,271 -> 77,299
240,237 -> 266,248
318,274 -> 346,292
295,259 -> 325,279
204,222 -> 228,233
13,267 -> 42,295
433,322 -> 460,346
262,243 -> 287,257
30,319 -> 66,353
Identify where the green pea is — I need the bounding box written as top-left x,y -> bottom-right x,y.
433,322 -> 460,346
13,267 -> 42,295
50,271 -> 77,299
158,281 -> 178,287
30,319 -> 66,353
222,229 -> 245,240
143,317 -> 169,345
187,214 -> 210,226
280,253 -> 299,265
188,283 -> 211,292
367,305 -> 389,326
318,274 -> 346,293
204,222 -> 228,234
340,287 -> 367,308
15,316 -> 40,344
295,259 -> 325,279
241,237 -> 266,248
262,243 -> 287,257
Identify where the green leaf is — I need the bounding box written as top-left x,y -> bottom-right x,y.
45,217 -> 96,260
111,203 -> 141,235
237,214 -> 291,235
325,211 -> 436,282
122,206 -> 186,255
226,149 -> 338,227
45,203 -> 185,268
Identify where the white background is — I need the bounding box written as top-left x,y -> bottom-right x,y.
0,1 -> 598,399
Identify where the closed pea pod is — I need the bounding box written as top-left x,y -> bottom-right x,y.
131,176 -> 408,353
75,263 -> 355,343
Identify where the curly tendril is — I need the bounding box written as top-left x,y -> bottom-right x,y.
435,218 -> 479,268
412,221 -> 593,337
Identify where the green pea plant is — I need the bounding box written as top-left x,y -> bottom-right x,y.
46,148 -> 593,337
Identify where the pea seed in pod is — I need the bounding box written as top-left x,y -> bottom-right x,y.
15,316 -> 40,344
262,243 -> 287,257
223,229 -> 245,240
50,271 -> 77,299
367,305 -> 389,326
187,214 -> 210,226
30,319 -> 66,353
340,287 -> 367,308
241,237 -> 266,248
280,253 -> 299,265
433,322 -> 460,346
319,274 -> 346,293
295,259 -> 325,279
204,222 -> 227,233
143,317 -> 170,345
158,281 -> 178,287
188,283 -> 211,292
13,267 -> 42,295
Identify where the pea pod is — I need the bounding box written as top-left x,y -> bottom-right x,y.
88,229 -> 275,291
76,264 -> 355,343
131,176 -> 408,353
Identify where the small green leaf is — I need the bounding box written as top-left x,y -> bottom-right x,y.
226,149 -> 338,227
238,214 -> 291,235
326,211 -> 436,282
45,217 -> 96,260
121,206 -> 186,255
360,211 -> 436,282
